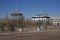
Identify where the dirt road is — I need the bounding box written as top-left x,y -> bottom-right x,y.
0,31 -> 60,40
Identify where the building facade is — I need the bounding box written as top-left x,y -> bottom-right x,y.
31,14 -> 50,22
50,17 -> 60,26
31,14 -> 60,30
31,14 -> 50,30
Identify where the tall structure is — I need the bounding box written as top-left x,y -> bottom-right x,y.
10,3 -> 23,31
11,11 -> 23,23
11,3 -> 23,23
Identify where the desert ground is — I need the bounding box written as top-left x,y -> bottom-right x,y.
0,30 -> 60,40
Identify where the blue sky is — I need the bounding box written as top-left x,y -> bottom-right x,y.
0,0 -> 60,18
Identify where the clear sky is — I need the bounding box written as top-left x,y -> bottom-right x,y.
0,0 -> 60,18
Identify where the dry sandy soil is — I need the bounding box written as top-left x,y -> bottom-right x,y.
0,30 -> 60,40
